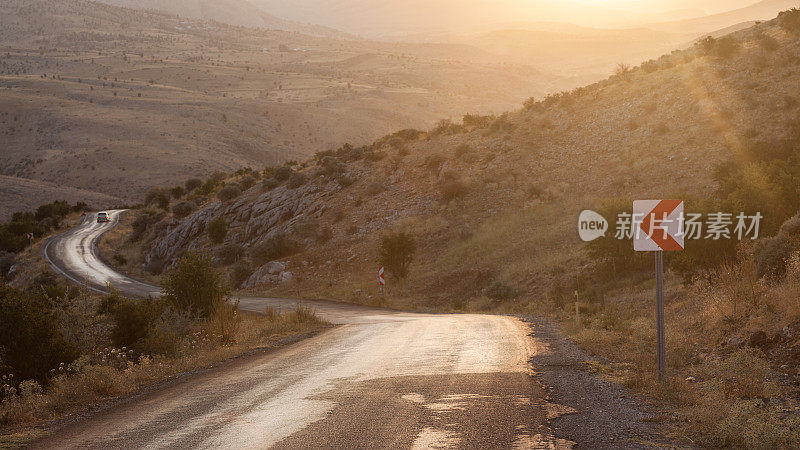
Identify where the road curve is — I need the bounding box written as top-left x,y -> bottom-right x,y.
37,210 -> 552,449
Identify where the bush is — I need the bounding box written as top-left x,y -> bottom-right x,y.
755,235 -> 797,279
287,172 -> 307,189
216,185 -> 242,202
171,201 -> 194,219
0,252 -> 15,277
99,291 -> 164,353
483,281 -> 515,300
273,166 -> 294,182
230,261 -> 254,288
0,285 -> 78,382
262,178 -> 279,191
423,153 -> 447,172
238,175 -> 256,191
250,234 -> 301,265
778,8 -> 800,33
714,36 -> 740,58
185,178 -> 202,192
379,231 -> 415,280
208,218 -> 227,244
215,244 -> 244,266
170,186 -> 184,199
130,209 -> 164,241
145,188 -> 170,210
439,177 -> 468,203
161,252 -> 229,318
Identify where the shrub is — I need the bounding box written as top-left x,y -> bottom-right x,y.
208,218 -> 227,244
238,175 -> 256,191
216,184 -> 242,202
285,305 -> 322,325
379,231 -> 415,280
0,285 -> 78,382
287,172 -> 307,189
439,177 -> 468,203
758,34 -> 780,52
364,150 -> 387,162
161,252 -> 229,318
145,188 -> 170,210
462,114 -> 493,129
778,7 -> 800,33
423,153 -> 447,172
0,252 -> 15,277
483,281 -> 515,300
100,291 -> 164,353
454,143 -> 473,159
755,235 -> 796,279
715,36 -> 740,58
250,234 -> 301,265
230,261 -> 254,288
273,166 -> 294,182
170,186 -> 184,199
171,201 -> 194,219
262,178 -> 279,191
185,178 -> 202,192
130,209 -> 164,241
215,244 -> 244,266
143,256 -> 166,275
489,114 -> 514,133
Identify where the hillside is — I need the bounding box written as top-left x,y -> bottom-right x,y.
131,12 -> 800,304
0,0 -> 575,216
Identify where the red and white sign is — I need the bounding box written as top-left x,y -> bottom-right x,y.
378,266 -> 385,286
26,232 -> 34,240
633,200 -> 684,251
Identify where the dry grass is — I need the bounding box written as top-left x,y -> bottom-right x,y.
0,305 -> 329,436
563,250 -> 800,447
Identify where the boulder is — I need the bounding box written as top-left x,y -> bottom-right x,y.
279,271 -> 292,283
265,261 -> 286,275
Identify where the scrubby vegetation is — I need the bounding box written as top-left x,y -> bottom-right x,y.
0,254 -> 326,428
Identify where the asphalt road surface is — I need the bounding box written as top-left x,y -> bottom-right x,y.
37,210 -> 560,449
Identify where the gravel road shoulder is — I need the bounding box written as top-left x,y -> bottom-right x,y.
524,317 -> 676,449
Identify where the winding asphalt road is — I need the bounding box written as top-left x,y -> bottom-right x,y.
37,210 -> 555,449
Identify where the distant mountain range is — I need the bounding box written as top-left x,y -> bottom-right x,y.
93,0 -> 347,37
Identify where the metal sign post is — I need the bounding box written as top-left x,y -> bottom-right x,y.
574,290 -> 580,326
633,200 -> 684,382
655,250 -> 665,381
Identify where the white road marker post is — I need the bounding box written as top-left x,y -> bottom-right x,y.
26,232 -> 34,251
574,290 -> 579,326
633,200 -> 684,382
378,266 -> 385,296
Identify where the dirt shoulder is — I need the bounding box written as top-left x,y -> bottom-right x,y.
524,317 -> 676,449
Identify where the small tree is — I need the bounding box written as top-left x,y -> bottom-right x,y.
208,217 -> 227,244
217,184 -> 242,202
170,186 -> 185,199
379,231 -> 415,280
161,252 -> 229,317
185,178 -> 202,192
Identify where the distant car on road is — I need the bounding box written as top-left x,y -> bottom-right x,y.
97,212 -> 110,223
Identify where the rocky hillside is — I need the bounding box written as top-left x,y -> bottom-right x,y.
123,11 -> 800,311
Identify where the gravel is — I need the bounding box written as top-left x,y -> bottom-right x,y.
524,316 -> 675,449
